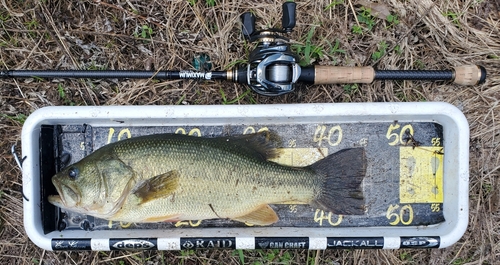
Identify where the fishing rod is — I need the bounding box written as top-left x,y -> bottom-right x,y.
0,2 -> 486,96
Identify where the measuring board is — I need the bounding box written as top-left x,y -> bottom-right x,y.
21,103 -> 469,251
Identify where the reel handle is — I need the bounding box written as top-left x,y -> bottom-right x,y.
282,2 -> 296,33
241,1 -> 296,40
241,12 -> 256,40
300,65 -> 487,86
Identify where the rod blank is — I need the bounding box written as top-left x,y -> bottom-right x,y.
0,70 -> 229,80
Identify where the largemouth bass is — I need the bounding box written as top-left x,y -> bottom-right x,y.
48,133 -> 366,225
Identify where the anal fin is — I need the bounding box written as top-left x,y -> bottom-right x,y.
232,204 -> 279,226
143,214 -> 180,223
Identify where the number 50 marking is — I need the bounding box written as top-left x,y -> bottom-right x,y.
386,124 -> 414,146
386,204 -> 414,225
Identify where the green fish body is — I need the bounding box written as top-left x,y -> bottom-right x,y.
49,133 -> 366,225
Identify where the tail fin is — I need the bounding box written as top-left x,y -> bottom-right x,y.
310,148 -> 366,215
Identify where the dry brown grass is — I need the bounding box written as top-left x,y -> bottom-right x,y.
1,0 -> 499,264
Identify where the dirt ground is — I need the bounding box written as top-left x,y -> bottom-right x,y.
1,0 -> 499,264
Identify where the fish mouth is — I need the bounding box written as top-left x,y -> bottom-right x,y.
50,179 -> 80,208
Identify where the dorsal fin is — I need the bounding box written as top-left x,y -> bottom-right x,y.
215,131 -> 281,161
124,132 -> 282,161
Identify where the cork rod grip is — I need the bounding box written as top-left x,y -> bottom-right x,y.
453,65 -> 487,86
314,66 -> 375,84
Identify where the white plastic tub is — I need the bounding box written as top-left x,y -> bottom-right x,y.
21,102 -> 469,251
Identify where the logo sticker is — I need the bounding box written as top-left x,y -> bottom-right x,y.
401,237 -> 440,248
180,238 -> 235,249
51,239 -> 91,250
327,237 -> 384,249
110,239 -> 157,250
255,237 -> 309,249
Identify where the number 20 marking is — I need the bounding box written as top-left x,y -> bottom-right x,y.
175,127 -> 202,136
175,220 -> 202,227
243,126 -> 269,134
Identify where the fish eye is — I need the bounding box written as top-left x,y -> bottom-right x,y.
68,167 -> 79,180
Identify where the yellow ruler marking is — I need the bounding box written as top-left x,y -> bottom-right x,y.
400,146 -> 444,203
270,148 -> 329,167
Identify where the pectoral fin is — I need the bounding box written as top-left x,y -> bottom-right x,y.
133,170 -> 180,204
232,204 -> 279,226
